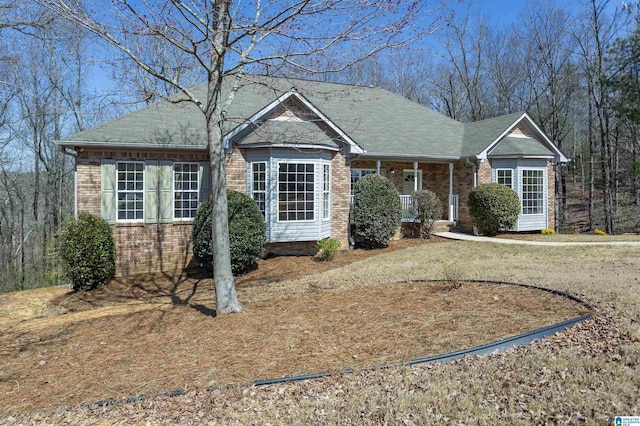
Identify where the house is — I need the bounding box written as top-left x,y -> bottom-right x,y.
58,75 -> 568,275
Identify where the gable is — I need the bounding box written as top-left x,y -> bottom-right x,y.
488,136 -> 554,157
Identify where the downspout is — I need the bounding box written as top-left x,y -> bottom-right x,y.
61,147 -> 78,219
465,157 -> 477,188
348,153 -> 363,249
465,157 -> 478,235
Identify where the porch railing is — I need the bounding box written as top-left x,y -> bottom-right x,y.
350,194 -> 459,223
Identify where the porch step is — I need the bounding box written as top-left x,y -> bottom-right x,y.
432,220 -> 456,233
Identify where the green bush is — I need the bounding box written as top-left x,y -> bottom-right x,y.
192,190 -> 267,275
315,238 -> 341,261
353,174 -> 402,249
59,212 -> 116,291
468,183 -> 520,236
413,189 -> 443,238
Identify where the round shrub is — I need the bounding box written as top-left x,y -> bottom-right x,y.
468,183 -> 520,236
59,212 -> 116,291
353,174 -> 402,248
413,189 -> 443,238
192,190 -> 267,275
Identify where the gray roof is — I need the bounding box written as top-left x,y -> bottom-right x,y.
489,136 -> 554,157
235,120 -> 340,149
60,75 -> 559,160
462,112 -> 524,157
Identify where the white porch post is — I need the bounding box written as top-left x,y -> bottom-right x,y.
448,163 -> 454,221
376,160 -> 381,175
413,161 -> 418,192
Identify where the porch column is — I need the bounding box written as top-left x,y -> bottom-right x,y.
413,161 -> 418,192
448,163 -> 454,221
376,160 -> 381,175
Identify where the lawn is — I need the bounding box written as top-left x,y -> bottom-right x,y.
2,237 -> 639,424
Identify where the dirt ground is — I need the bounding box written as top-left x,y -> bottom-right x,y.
0,238 -> 588,416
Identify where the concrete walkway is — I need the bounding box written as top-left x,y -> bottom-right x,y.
434,231 -> 640,246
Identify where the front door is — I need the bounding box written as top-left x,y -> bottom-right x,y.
403,170 -> 422,195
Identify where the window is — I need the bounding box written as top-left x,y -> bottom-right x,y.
496,169 -> 513,189
117,161 -> 144,221
521,169 -> 544,215
323,164 -> 330,220
252,162 -> 267,215
174,163 -> 199,219
278,163 -> 314,221
350,169 -> 376,194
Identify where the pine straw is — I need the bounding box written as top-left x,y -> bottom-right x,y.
0,280 -> 586,416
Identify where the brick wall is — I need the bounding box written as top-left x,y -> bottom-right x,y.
77,149 -> 208,275
332,152 -> 351,250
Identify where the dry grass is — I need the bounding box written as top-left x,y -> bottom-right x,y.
495,232 -> 640,242
2,240 -> 639,424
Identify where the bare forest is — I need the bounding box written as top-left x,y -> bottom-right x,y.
1,0 -> 639,293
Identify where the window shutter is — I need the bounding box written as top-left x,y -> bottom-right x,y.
101,159 -> 116,224
380,169 -> 387,177
199,162 -> 211,201
144,160 -> 159,224
159,161 -> 173,223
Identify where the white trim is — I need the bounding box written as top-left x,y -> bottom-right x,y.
224,90 -> 364,154
322,163 -> 331,221
115,160 -> 145,223
172,161 -> 200,222
275,160 -> 317,223
477,112 -> 568,163
494,168 -> 514,189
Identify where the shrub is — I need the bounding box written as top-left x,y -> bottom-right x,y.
192,190 -> 267,275
594,229 -> 608,235
59,212 -> 116,291
353,174 -> 402,249
541,228 -> 555,235
315,238 -> 341,261
468,183 -> 520,236
413,190 -> 443,238
441,262 -> 464,291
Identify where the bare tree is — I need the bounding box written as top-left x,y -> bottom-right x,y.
36,0 -> 454,314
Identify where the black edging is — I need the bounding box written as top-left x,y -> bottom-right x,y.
75,280 -> 592,410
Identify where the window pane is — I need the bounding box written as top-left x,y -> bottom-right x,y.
521,169 -> 544,215
174,162 -> 199,219
278,163 -> 314,221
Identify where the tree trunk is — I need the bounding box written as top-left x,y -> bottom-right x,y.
207,0 -> 243,315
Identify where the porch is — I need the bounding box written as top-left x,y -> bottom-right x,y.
350,159 -> 466,224
350,194 -> 459,223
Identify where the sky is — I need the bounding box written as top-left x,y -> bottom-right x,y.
477,0 -> 530,23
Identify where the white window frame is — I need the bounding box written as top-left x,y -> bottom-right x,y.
350,168 -> 376,194
116,161 -> 144,222
173,162 -> 199,221
495,168 -> 513,189
322,163 -> 331,220
277,161 -> 316,223
251,162 -> 267,216
521,169 -> 545,215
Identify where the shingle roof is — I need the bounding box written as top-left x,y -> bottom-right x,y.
461,112 -> 524,157
489,136 -> 554,157
235,120 -> 340,149
60,75 -> 556,160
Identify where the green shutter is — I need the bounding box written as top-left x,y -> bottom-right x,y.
199,162 -> 211,201
159,161 -> 173,223
101,159 -> 116,224
144,160 -> 159,224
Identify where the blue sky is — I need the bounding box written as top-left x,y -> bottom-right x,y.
477,0 -> 530,23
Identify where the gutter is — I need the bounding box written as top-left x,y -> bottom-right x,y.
55,140 -> 208,151
465,157 -> 477,187
61,147 -> 78,219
